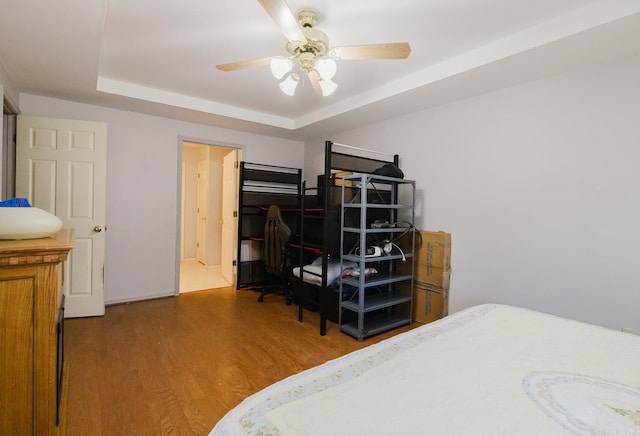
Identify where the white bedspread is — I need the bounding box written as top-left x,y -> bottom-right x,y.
210,304 -> 640,435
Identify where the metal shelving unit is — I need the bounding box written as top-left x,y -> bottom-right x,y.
339,173 -> 415,341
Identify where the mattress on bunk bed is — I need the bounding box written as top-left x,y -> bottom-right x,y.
210,304 -> 640,436
291,258 -> 357,286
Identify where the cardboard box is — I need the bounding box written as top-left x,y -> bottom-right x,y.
426,267 -> 451,290
332,171 -> 353,187
317,171 -> 353,188
399,230 -> 452,288
412,282 -> 449,324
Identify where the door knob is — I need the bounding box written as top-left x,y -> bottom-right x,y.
94,226 -> 103,232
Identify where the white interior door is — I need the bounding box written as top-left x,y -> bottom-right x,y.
16,115 -> 107,318
221,150 -> 238,284
196,160 -> 208,264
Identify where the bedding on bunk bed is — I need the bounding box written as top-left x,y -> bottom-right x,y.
291,257 -> 358,286
210,304 -> 640,435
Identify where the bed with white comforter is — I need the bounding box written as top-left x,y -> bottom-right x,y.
210,304 -> 640,435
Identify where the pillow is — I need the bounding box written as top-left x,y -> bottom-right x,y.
373,163 -> 404,179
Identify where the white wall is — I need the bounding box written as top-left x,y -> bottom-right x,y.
19,94 -> 304,304
316,55 -> 640,332
0,64 -> 19,110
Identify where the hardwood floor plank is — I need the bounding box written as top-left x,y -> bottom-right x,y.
64,287 -> 416,434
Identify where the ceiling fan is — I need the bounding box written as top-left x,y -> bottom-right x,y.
216,0 -> 411,97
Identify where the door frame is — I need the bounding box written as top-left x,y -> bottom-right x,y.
196,159 -> 208,264
174,136 -> 242,295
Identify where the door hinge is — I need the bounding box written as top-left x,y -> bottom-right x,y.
233,210 -> 238,218
234,160 -> 238,168
232,260 -> 237,266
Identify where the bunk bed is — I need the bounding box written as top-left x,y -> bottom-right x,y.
236,162 -> 301,291
292,141 -> 401,335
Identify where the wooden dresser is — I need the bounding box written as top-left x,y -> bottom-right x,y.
0,229 -> 74,435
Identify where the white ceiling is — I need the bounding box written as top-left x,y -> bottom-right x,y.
1,0 -> 640,140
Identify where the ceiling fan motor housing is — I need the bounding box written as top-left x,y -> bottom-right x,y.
297,10 -> 318,28
285,10 -> 329,70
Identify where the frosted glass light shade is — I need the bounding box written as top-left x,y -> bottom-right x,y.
0,207 -> 63,240
270,57 -> 292,79
279,74 -> 299,96
315,58 -> 337,80
319,79 -> 338,96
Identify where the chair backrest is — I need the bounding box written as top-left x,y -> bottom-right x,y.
263,205 -> 291,276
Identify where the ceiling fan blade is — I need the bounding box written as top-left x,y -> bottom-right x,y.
258,0 -> 306,43
330,43 -> 411,60
216,57 -> 273,72
307,70 -> 323,97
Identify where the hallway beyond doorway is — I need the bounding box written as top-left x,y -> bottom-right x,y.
180,260 -> 231,293
179,142 -> 239,295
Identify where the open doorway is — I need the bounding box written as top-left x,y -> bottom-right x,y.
2,98 -> 18,200
179,141 -> 241,292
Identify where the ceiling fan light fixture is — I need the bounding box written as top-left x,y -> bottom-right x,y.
270,57 -> 292,79
319,78 -> 338,96
279,73 -> 299,96
215,1 -> 412,99
315,58 -> 337,80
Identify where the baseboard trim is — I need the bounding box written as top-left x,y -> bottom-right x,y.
105,292 -> 176,306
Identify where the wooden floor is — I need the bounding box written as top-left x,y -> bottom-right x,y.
64,286 -> 416,435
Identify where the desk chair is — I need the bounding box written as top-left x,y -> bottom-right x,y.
258,205 -> 293,304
